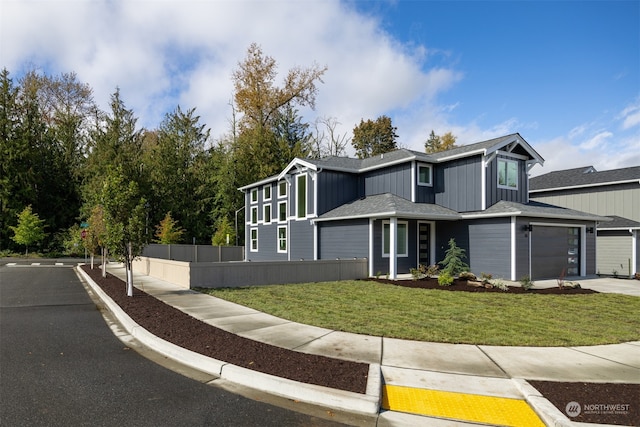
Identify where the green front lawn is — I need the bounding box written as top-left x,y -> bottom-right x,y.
198,280 -> 640,346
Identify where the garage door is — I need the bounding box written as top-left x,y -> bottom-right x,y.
531,226 -> 580,280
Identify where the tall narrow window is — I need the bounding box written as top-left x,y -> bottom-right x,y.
251,206 -> 258,224
263,204 -> 271,224
382,221 -> 408,257
263,184 -> 271,201
277,226 -> 287,253
250,188 -> 258,203
497,159 -> 518,190
278,201 -> 287,222
297,174 -> 307,218
250,229 -> 258,252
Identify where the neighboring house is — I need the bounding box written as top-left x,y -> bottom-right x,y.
240,133 -> 608,281
530,165 -> 640,278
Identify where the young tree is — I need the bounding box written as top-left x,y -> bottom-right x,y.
154,212 -> 184,244
84,204 -> 108,273
351,115 -> 398,159
101,167 -> 147,296
10,205 -> 47,255
439,238 -> 470,276
211,216 -> 235,246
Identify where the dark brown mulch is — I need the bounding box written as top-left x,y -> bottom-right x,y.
368,277 -> 599,294
82,266 -> 639,425
81,265 -> 369,394
528,381 -> 639,426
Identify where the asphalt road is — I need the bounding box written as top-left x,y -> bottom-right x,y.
0,263 -> 351,426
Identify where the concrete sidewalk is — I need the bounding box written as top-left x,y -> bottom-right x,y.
79,264 -> 640,426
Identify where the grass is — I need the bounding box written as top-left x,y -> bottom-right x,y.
197,280 -> 640,346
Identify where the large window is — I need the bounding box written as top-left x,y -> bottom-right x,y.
296,174 -> 307,218
497,158 -> 518,189
382,221 -> 408,257
278,201 -> 287,222
277,226 -> 287,253
250,229 -> 258,252
417,164 -> 432,186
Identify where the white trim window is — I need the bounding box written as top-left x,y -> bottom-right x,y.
296,174 -> 307,219
277,226 -> 287,253
278,201 -> 287,222
250,229 -> 258,252
250,188 -> 258,203
250,206 -> 258,225
263,184 -> 272,201
278,180 -> 287,198
382,220 -> 408,257
263,204 -> 271,224
417,163 -> 433,186
497,158 -> 518,190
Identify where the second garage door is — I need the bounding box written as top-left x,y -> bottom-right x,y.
531,226 -> 580,280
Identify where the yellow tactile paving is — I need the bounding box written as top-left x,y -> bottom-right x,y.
382,384 -> 545,427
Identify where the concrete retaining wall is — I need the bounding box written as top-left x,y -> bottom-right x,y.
132,257 -> 368,289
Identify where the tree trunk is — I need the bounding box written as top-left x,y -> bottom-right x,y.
101,247 -> 107,278
126,242 -> 133,297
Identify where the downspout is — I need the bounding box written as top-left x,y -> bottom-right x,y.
631,229 -> 637,279
510,216 -> 516,281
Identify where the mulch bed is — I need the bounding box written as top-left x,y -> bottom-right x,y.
83,266 -> 639,424
368,277 -> 599,294
81,265 -> 369,394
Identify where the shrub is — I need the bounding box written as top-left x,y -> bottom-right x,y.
440,238 -> 470,276
480,272 -> 493,285
438,271 -> 454,286
519,275 -> 534,291
492,279 -> 509,291
410,264 -> 440,280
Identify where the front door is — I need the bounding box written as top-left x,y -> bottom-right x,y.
418,222 -> 430,266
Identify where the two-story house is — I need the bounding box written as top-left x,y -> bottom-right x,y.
240,133 -> 608,280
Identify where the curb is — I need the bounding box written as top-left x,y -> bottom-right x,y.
76,266 -> 381,415
512,378 -> 573,427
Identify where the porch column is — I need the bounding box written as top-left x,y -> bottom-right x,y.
389,217 -> 397,279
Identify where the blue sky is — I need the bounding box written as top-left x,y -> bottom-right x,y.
1,0 -> 638,175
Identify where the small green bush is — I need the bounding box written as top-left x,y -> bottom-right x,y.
410,264 -> 440,280
519,275 -> 534,290
438,271 -> 454,286
492,279 -> 509,291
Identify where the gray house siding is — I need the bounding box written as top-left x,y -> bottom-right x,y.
514,218 -> 531,280
364,163 -> 412,199
289,219 -> 314,260
435,219 -> 511,278
435,157 -> 482,212
318,219 -> 369,259
246,223 -> 287,261
486,155 -> 528,207
317,171 -> 360,215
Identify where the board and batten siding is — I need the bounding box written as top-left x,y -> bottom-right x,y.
485,155 -> 528,207
318,219 -> 369,260
364,163 -> 412,199
531,183 -> 640,223
434,157 -> 482,212
597,231 -> 633,277
317,170 -> 360,215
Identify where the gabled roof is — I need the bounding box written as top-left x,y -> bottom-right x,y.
530,165 -> 640,192
314,193 -> 460,222
461,200 -> 611,222
239,133 -> 544,190
597,215 -> 640,230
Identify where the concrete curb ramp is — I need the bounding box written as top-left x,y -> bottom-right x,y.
76,266 -> 381,415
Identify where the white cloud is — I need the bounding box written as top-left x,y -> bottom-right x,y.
619,100 -> 640,130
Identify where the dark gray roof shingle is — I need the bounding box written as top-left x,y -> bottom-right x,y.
462,200 -> 611,222
597,215 -> 640,229
530,165 -> 640,191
